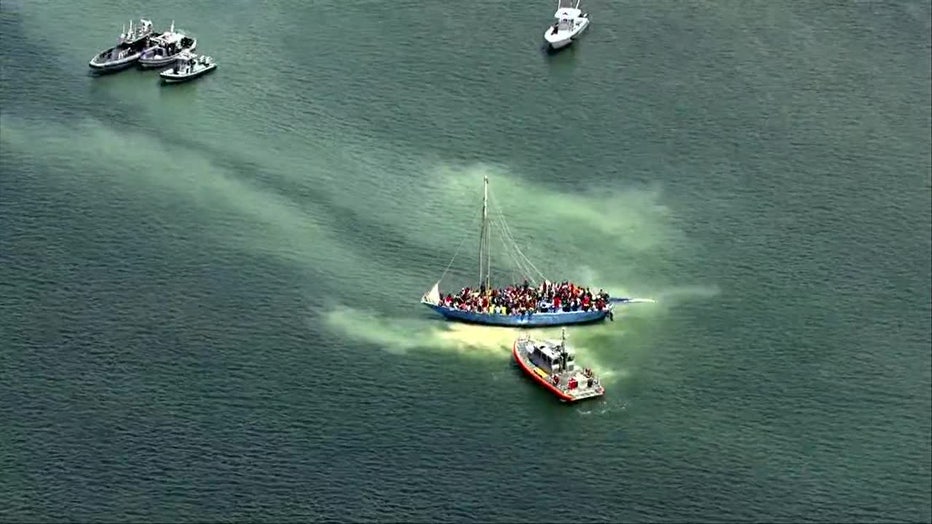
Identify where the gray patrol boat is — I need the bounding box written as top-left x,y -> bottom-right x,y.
88,19 -> 155,73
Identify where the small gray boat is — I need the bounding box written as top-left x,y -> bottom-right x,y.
160,51 -> 217,84
138,21 -> 197,69
88,19 -> 155,73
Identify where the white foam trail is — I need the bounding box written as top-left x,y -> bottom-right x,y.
613,298 -> 657,304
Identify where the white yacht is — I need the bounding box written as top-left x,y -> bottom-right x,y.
139,21 -> 197,69
543,0 -> 589,50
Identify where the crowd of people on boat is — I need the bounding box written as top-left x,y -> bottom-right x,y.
439,280 -> 610,315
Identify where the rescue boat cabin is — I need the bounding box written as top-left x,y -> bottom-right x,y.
529,336 -> 575,375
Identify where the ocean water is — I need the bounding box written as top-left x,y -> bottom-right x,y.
1,0 -> 930,522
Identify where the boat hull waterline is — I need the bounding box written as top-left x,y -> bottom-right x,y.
424,303 -> 611,327
422,297 -> 652,327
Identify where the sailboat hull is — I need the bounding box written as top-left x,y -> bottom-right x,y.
422,303 -> 611,327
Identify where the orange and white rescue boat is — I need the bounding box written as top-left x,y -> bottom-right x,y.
512,328 -> 604,402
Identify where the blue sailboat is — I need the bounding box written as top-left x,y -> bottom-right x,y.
419,176 -> 651,328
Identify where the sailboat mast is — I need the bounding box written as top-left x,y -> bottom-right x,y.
478,176 -> 490,289
484,176 -> 491,290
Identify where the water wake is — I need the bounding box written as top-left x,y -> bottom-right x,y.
323,305 -> 643,385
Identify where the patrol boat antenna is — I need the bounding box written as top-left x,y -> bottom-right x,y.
559,328 -> 568,369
